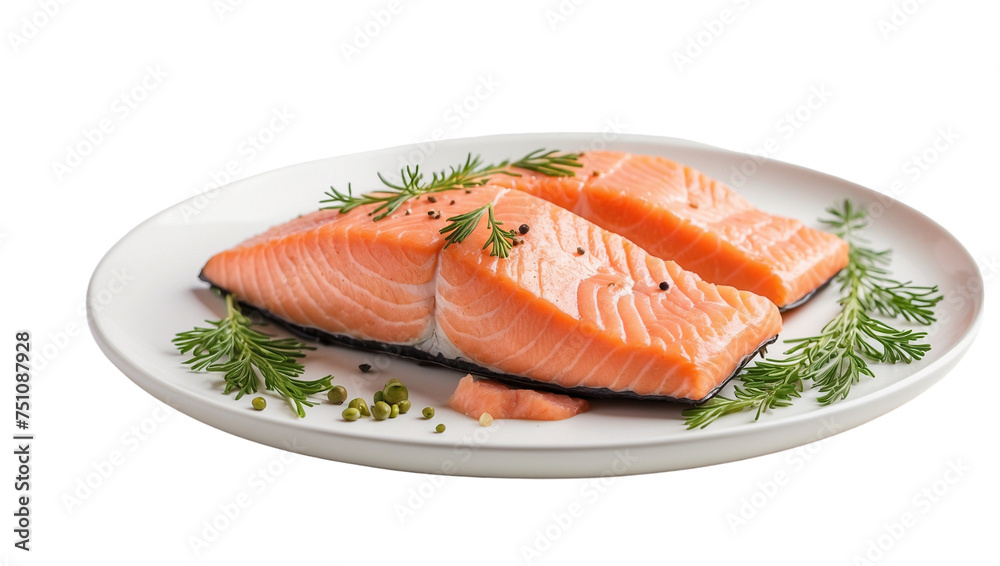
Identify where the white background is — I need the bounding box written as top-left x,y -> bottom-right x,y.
2,0 -> 997,564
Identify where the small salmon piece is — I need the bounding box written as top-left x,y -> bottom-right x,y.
448,375 -> 590,421
201,185 -> 781,402
491,151 -> 849,308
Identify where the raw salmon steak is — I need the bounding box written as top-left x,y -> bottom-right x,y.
490,151 -> 849,309
200,186 -> 782,402
448,375 -> 590,421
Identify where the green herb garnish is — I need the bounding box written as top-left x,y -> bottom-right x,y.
173,293 -> 333,417
506,148 -> 584,177
439,203 -> 516,258
319,149 -> 582,221
682,199 -> 942,429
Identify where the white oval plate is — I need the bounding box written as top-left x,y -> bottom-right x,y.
88,133 -> 983,478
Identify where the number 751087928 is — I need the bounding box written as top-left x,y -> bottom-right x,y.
15,332 -> 30,429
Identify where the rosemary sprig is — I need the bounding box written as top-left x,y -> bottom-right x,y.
320,149 -> 582,221
510,148 -> 585,177
439,203 -> 516,259
173,293 -> 333,418
682,199 -> 942,429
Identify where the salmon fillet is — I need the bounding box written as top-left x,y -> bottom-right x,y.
489,151 -> 849,308
200,186 -> 782,402
448,375 -> 590,421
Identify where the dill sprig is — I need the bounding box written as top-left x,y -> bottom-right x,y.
682,199 -> 942,429
439,203 -> 516,259
319,149 -> 581,221
173,293 -> 333,418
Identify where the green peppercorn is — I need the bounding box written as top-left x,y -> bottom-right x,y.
372,401 -> 391,421
342,407 -> 361,421
252,397 -> 266,411
348,398 -> 370,417
327,385 -> 348,404
383,381 -> 408,405
422,407 -> 435,419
